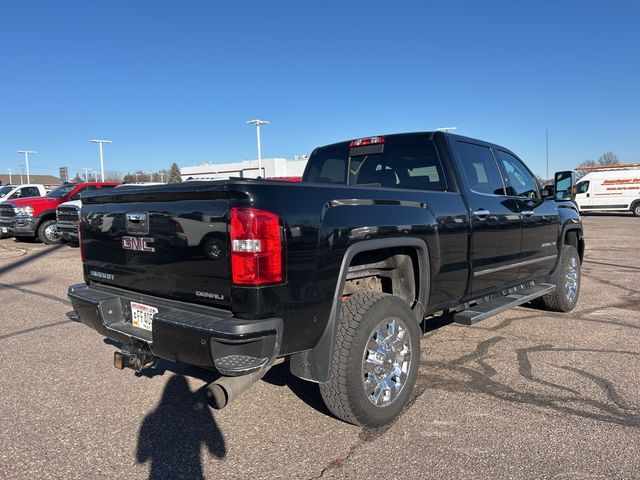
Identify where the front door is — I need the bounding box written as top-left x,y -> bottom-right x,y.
495,150 -> 559,280
451,140 -> 522,295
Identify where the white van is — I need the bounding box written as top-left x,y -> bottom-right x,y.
575,165 -> 640,216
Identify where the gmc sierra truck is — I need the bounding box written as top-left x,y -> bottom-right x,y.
67,132 -> 584,427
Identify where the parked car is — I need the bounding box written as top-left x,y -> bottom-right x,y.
55,183 -> 164,243
67,131 -> 583,427
0,184 -> 47,203
0,182 -> 119,244
55,199 -> 82,242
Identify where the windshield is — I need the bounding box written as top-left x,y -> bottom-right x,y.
0,186 -> 14,196
47,183 -> 76,198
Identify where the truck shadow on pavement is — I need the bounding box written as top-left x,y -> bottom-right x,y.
0,243 -> 63,276
137,375 -> 226,480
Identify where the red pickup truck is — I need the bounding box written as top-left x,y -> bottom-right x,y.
0,182 -> 119,244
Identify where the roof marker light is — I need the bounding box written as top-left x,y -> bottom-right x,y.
349,136 -> 385,148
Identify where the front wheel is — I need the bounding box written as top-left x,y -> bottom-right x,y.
632,202 -> 640,217
319,292 -> 421,427
538,245 -> 581,312
38,219 -> 63,245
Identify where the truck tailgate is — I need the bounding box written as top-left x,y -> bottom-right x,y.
80,185 -> 231,308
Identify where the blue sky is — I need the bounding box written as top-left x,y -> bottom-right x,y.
0,0 -> 638,179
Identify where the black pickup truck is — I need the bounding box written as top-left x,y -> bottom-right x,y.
67,132 -> 584,427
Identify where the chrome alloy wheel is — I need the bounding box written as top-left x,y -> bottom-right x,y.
362,317 -> 412,407
565,256 -> 579,303
44,224 -> 62,242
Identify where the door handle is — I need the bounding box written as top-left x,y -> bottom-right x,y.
586,193 -> 590,198
521,210 -> 534,217
472,209 -> 490,219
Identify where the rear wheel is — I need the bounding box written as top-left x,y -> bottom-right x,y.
538,245 -> 581,312
632,202 -> 640,217
38,219 -> 63,245
319,292 -> 421,427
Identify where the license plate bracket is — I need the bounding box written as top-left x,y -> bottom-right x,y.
130,301 -> 157,331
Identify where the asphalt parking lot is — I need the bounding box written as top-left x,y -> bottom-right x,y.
0,215 -> 638,480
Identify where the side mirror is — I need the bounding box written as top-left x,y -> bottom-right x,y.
554,171 -> 576,201
541,185 -> 555,200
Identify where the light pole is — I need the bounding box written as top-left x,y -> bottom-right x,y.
546,129 -> 549,181
159,171 -> 165,183
436,127 -> 458,133
246,119 -> 269,178
17,151 -> 35,183
6,169 -> 13,184
90,139 -> 112,182
82,168 -> 92,182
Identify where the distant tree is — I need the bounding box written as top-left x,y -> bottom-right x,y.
72,172 -> 83,183
167,163 -> 182,183
597,151 -> 620,166
123,173 -> 135,183
578,159 -> 597,168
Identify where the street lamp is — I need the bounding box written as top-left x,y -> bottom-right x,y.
82,168 -> 92,182
436,127 -> 458,133
90,139 -> 112,182
17,151 -> 35,183
6,169 -> 13,184
246,119 -> 269,178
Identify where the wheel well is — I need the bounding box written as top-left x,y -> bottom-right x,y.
343,247 -> 419,307
36,214 -> 56,230
564,229 -> 584,262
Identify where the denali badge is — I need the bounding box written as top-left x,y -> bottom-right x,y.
122,236 -> 155,252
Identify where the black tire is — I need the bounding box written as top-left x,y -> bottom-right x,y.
538,245 -> 581,312
319,292 -> 421,427
14,236 -> 35,243
632,202 -> 640,217
38,219 -> 63,245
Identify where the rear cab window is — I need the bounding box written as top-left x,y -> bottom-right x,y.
303,134 -> 448,191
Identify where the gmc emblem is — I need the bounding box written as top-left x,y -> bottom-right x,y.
122,236 -> 155,253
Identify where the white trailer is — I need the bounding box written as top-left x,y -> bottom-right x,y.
575,164 -> 640,216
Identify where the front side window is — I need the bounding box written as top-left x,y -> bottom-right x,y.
455,141 -> 505,195
496,151 -> 539,199
576,180 -> 589,194
0,186 -> 13,196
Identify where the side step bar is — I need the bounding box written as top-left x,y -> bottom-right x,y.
454,282 -> 556,325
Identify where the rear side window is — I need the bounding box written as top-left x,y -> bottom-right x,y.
304,136 -> 447,191
455,142 -> 505,195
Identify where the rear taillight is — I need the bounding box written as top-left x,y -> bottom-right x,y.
230,207 -> 283,285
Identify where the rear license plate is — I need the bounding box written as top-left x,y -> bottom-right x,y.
131,302 -> 158,331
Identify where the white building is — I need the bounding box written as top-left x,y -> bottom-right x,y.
181,157 -> 308,181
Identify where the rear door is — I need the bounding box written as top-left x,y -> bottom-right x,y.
451,140 -> 522,294
495,149 -> 558,280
